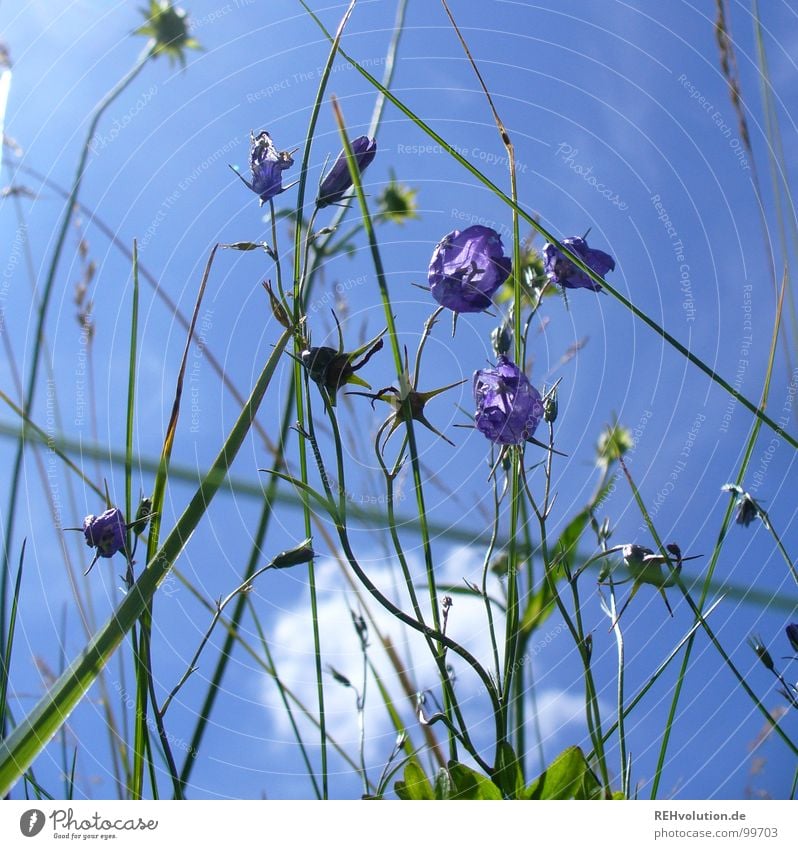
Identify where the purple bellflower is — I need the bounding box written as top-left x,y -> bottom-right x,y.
429,225 -> 512,313
473,356 -> 544,445
83,508 -> 126,570
317,136 -> 377,208
232,130 -> 295,205
543,236 -> 615,292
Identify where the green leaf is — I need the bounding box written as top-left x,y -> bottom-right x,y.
395,761 -> 434,800
523,746 -> 603,800
446,762 -> 503,800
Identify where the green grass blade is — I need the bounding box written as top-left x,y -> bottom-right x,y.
0,540 -> 25,737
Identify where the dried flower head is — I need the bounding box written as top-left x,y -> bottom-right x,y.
135,1 -> 201,66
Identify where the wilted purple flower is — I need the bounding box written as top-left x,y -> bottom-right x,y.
473,356 -> 544,445
543,236 -> 615,291
786,623 -> 798,654
83,508 -> 126,559
233,131 -> 294,205
429,225 -> 512,313
317,136 -> 377,208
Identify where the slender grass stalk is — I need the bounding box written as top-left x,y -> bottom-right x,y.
0,542 -> 24,738
438,0 -> 528,751
602,585 -> 628,797
0,327 -> 291,796
125,241 -> 140,563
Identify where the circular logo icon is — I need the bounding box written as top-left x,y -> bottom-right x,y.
19,810 -> 45,837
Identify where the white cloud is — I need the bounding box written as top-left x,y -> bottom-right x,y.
260,544 -> 601,785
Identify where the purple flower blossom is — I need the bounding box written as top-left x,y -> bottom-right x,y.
429,225 -> 512,313
543,236 -> 615,291
317,136 -> 377,208
473,356 -> 544,445
83,508 -> 126,558
233,131 -> 294,205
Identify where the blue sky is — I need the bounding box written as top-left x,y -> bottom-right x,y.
1,0 -> 798,799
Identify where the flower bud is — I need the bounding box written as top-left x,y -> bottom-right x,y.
317,136 -> 377,208
786,623 -> 798,654
491,323 -> 513,357
748,635 -> 775,672
131,497 -> 153,535
543,385 -> 558,424
271,538 -> 315,569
